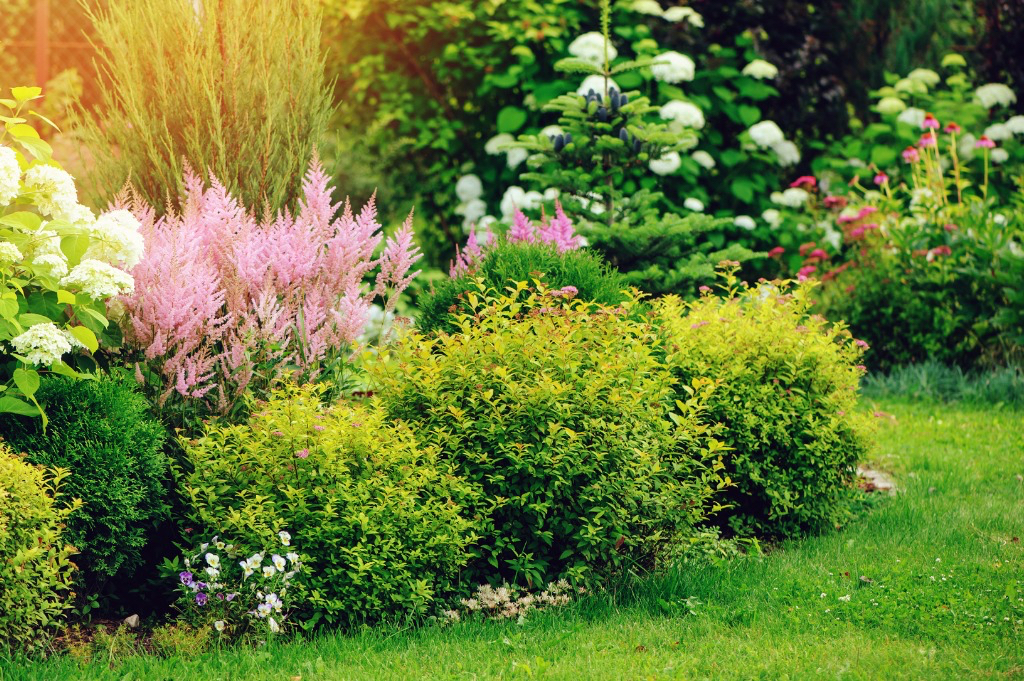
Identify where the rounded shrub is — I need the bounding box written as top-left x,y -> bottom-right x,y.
180,384 -> 477,630
0,375 -> 169,604
371,283 -> 725,588
0,444 -> 80,654
656,270 -> 871,538
416,240 -> 631,335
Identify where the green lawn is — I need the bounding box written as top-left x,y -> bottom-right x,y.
3,398 -> 1022,680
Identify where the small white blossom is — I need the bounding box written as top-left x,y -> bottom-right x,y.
762,208 -> 782,227
651,51 -> 695,84
991,148 -> 1009,164
649,151 -> 682,176
631,0 -> 663,15
272,554 -> 287,572
268,617 -> 280,633
772,140 -> 801,166
662,6 -> 703,26
823,227 -> 843,251
543,188 -> 560,201
748,120 -> 785,148
286,552 -> 299,564
984,123 -> 1012,141
0,242 -> 23,264
262,566 -> 276,578
907,68 -> 940,86
838,594 -> 852,602
660,100 -> 705,129
876,97 -> 907,115
10,322 -> 77,366
577,74 -> 619,97
21,164 -> 78,219
742,59 -> 778,80
214,620 -> 226,632
1006,115 -> 1024,135
734,215 -> 756,230
63,203 -> 96,226
60,259 -> 134,299
568,31 -> 616,66
772,187 -> 810,208
484,133 -> 514,156
32,254 -> 68,278
278,531 -> 291,546
205,566 -> 219,579
0,145 -> 20,208
506,147 -> 528,170
683,197 -> 704,212
896,107 -> 926,128
205,553 -> 220,568
691,150 -> 715,170
455,175 -> 483,203
975,83 -> 1017,109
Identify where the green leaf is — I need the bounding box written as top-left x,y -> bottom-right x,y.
29,110 -> 62,132
731,178 -> 755,203
0,297 -> 18,319
11,86 -> 43,103
60,234 -> 91,266
0,395 -> 40,417
738,105 -> 761,127
0,211 -> 43,231
49,360 -> 88,379
14,136 -> 52,161
610,59 -> 656,75
870,145 -> 898,167
57,290 -> 76,305
69,325 -> 99,353
497,106 -> 528,134
13,368 -> 40,398
18,313 -> 55,327
77,306 -> 110,329
552,57 -> 603,76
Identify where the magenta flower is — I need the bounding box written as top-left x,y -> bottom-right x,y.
873,173 -> 888,185
789,175 -> 817,189
797,265 -> 817,278
902,146 -> 920,162
918,133 -> 936,148
943,223 -> 958,232
854,339 -> 869,349
823,196 -> 847,210
850,226 -> 866,239
313,424 -> 325,432
558,285 -> 579,299
196,593 -> 208,606
690,321 -> 709,329
698,285 -> 712,294
943,122 -> 961,134
921,113 -> 940,129
768,246 -> 785,258
295,448 -> 309,459
931,245 -> 952,257
975,136 -> 996,149
179,571 -> 194,586
808,248 -> 829,260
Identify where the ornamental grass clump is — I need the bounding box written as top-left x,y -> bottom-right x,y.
120,161 -> 421,423
371,282 -> 729,588
656,266 -> 871,538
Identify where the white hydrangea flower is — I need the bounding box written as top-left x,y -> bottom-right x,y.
659,100 -> 705,129
500,186 -> 526,218
683,197 -> 704,212
632,0 -> 663,14
522,190 -> 543,211
540,125 -> 564,139
958,132 -> 977,160
568,31 -> 616,66
649,151 -> 682,176
691,150 -> 716,170
991,148 -> 1009,164
742,59 -> 778,80
975,83 -> 1016,109
772,187 -> 810,207
876,97 -> 907,115
651,51 -> 695,84
63,203 -> 96,226
506,147 -> 529,170
0,242 -> 23,264
761,208 -> 782,227
577,74 -> 619,97
734,215 -> 756,230
455,174 -> 483,203
10,322 -> 79,366
32,254 -> 69,278
0,145 -> 21,208
772,140 -> 801,167
543,188 -> 560,201
894,77 -> 927,94
22,164 -> 78,219
896,107 -> 926,128
663,6 -> 703,26
484,133 -> 515,155
907,68 -> 940,86
748,120 -> 785,148
823,227 -> 843,251
983,123 -> 1012,141
84,209 -> 145,269
60,259 -> 135,299
1006,115 -> 1024,135
456,198 -> 488,227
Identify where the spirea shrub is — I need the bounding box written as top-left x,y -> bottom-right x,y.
656,269 -> 871,537
0,375 -> 169,605
371,283 -> 727,588
0,444 -> 80,654
120,161 -> 421,423
180,384 -> 476,630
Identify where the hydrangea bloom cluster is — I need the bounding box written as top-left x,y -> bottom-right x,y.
0,146 -> 19,208
748,120 -> 801,167
121,161 -> 421,411
651,51 -> 696,84
9,322 -> 82,366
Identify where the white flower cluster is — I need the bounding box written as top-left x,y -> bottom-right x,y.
649,151 -> 682,176
84,209 -> 145,269
691,150 -> 715,170
500,186 -> 552,221
0,242 -> 23,264
975,83 -> 1017,109
21,164 -> 78,219
762,208 -> 782,227
629,1 -> 704,25
876,96 -> 907,115
9,322 -> 82,366
577,74 -> 620,97
484,132 -> 528,170
748,120 -> 800,166
771,187 -> 811,208
683,197 -> 704,212
651,51 -> 695,84
742,59 -> 778,80
906,68 -> 940,87
734,215 -> 756,230
568,31 -> 616,66
60,258 -> 135,299
453,174 -> 490,230
660,100 -> 705,130
1006,115 -> 1024,135
446,580 -> 577,623
0,145 -> 20,208
896,107 -> 926,128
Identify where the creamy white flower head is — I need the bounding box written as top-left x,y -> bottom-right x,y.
734,215 -> 756,230
742,59 -> 778,80
958,132 -> 977,159
268,617 -> 280,633
206,552 -> 220,568
0,242 -> 23,264
262,566 -> 276,578
205,566 -> 219,578
85,209 -> 145,269
941,53 -> 967,68
659,100 -> 705,129
649,150 -> 682,176
663,6 -> 703,26
691,150 -> 715,170
455,174 -> 483,203
761,208 -> 782,227
772,187 -> 810,207
214,620 -> 226,632
748,120 -> 785,148
1006,115 -> 1024,135
0,145 -> 20,208
22,164 -> 78,219
568,31 -> 616,66
975,83 -> 1017,109
683,197 -> 704,212
63,203 -> 96,226
876,97 -> 907,115
907,68 -> 940,86
456,198 -> 488,227
993,214 -> 1007,225
772,140 -> 801,167
286,552 -> 299,564
651,51 -> 695,84
894,77 -> 927,94
632,0 -> 663,14
896,107 -> 926,128
60,259 -> 135,299
32,254 -> 68,278
484,133 -> 514,155
272,554 -> 287,572
506,147 -> 529,170
500,186 -> 527,218
540,125 -> 564,139
10,322 -> 78,366
577,74 -> 620,97
991,148 -> 1010,164
983,123 -> 1012,141
522,190 -> 544,211
278,531 -> 291,546
823,228 -> 843,251
543,187 -> 560,201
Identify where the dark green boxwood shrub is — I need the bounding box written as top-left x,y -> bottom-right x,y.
656,272 -> 871,537
0,375 -> 169,604
372,284 -> 726,588
416,240 -> 630,335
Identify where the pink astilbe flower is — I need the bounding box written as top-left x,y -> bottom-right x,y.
507,210 -> 537,244
537,202 -> 582,253
121,160 -> 420,414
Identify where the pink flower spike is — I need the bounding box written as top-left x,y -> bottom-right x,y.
797,264 -> 817,278
808,248 -> 829,260
768,246 -> 785,258
854,339 -> 869,349
507,209 -> 537,244
921,113 -> 940,129
902,146 -> 920,162
873,173 -> 888,186
698,285 -> 712,294
295,448 -> 309,459
823,196 -> 847,210
975,135 -> 996,149
789,175 -> 817,189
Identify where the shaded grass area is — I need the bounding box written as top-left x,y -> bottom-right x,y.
862,362 -> 1024,407
3,398 -> 1022,680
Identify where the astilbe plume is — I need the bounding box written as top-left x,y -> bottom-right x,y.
120,161 -> 421,413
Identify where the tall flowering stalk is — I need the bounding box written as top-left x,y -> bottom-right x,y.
121,161 -> 420,419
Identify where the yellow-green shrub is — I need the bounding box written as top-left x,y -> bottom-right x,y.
0,444 -> 80,654
657,271 -> 871,537
179,385 -> 477,630
370,282 -> 728,588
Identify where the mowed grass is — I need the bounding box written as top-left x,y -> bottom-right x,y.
3,398 -> 1022,680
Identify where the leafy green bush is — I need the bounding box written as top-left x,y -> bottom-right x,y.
0,375 -> 169,606
180,385 -> 477,630
0,444 -> 80,654
75,0 -> 333,213
371,283 -> 727,588
417,240 -> 629,335
656,270 -> 871,537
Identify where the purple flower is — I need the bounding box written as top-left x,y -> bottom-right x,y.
196,593 -> 208,606
179,571 -> 194,586
226,593 -> 237,602
295,448 -> 309,459
195,581 -> 208,591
